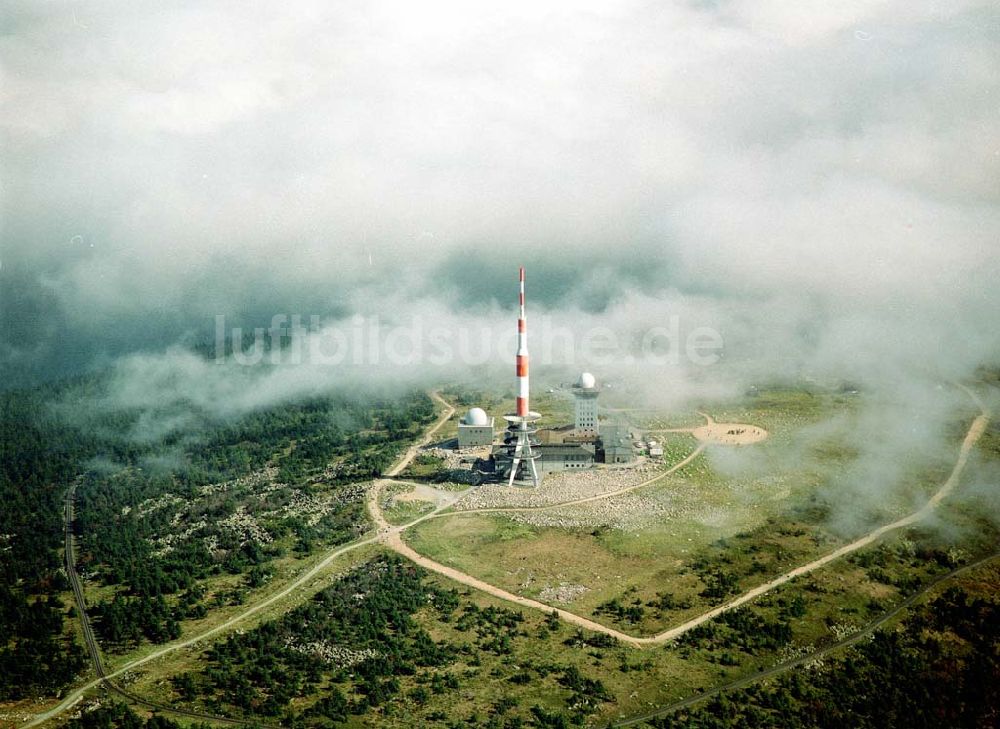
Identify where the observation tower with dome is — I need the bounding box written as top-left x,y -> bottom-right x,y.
572,371 -> 600,436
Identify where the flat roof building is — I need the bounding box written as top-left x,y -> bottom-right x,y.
493,442 -> 596,476
599,423 -> 635,464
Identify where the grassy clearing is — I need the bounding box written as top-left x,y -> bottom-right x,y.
404,571 -> 735,727
383,499 -> 436,526
26,536 -> 1000,729
407,510 -> 838,636
640,411 -> 710,430
431,388 -> 577,444
215,534 -> 997,728
81,509 -> 1000,729
44,384 -> 996,727
404,385 -> 980,638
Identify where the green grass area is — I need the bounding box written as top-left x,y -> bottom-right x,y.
404,573 -> 738,727
406,510 -> 839,636
422,530 -> 998,728
407,391 -> 846,613
54,377 -> 1000,727
15,380 -> 995,727
435,387 -> 579,443
640,412 -> 710,430
399,453 -> 446,480
383,499 -> 436,526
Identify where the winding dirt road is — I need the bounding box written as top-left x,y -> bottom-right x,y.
22,531 -> 381,728
372,391 -> 991,647
23,387 -> 991,725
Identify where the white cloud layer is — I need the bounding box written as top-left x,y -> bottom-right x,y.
3,1 -> 998,538
1,0 -> 997,391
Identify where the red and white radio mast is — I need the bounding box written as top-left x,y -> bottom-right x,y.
503,266 -> 540,486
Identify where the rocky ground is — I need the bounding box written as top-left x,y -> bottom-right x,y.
455,467 -> 786,532
538,581 -> 590,604
144,466 -> 367,556
453,464 -> 661,511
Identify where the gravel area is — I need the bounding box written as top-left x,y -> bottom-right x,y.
496,472 -> 780,531
454,464 -> 661,511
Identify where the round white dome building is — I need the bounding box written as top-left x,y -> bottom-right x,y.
457,406 -> 494,448
576,372 -> 597,389
463,407 -> 490,426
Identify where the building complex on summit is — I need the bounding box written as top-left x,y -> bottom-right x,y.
456,268 -> 634,486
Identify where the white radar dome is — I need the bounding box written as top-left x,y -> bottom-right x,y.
576,372 -> 597,389
464,407 -> 489,426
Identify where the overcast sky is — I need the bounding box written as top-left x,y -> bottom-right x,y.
1,0 -> 998,389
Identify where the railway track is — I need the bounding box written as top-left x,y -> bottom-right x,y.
30,385 -> 991,726
63,484 -> 276,727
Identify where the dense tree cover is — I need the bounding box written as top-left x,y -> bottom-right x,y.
652,585 -> 1000,728
91,594 -> 181,646
0,586 -> 85,699
178,555 -> 459,721
557,665 -> 612,714
677,606 -> 793,655
97,389 -> 436,489
0,386 -> 89,699
183,395 -> 419,485
454,602 -> 526,655
440,385 -> 502,411
63,701 -> 204,729
171,555 -> 614,727
595,594 -> 647,625
72,390 -> 434,651
0,370 -> 436,699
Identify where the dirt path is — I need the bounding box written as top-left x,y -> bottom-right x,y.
377,397 -> 990,648
385,530 -> 650,645
617,549 -> 1000,726
22,392 -> 457,729
21,528 -> 380,728
638,412 -> 989,645
367,392 -> 456,532
388,392 -> 455,478
25,388 -> 990,726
